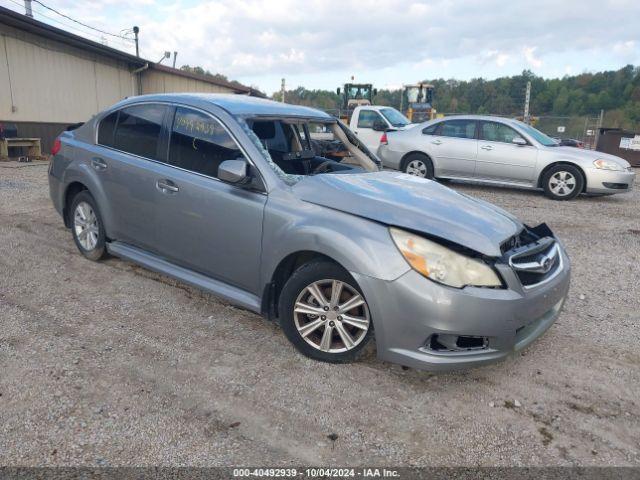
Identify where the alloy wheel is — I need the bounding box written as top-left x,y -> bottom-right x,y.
549,171 -> 576,197
406,159 -> 427,177
73,201 -> 99,251
293,279 -> 370,353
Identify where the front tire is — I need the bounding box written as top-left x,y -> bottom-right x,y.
69,191 -> 107,261
542,164 -> 584,200
402,153 -> 434,179
278,260 -> 373,363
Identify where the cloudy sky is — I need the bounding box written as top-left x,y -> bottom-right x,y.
2,0 -> 639,94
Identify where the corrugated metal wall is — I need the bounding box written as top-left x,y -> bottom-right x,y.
0,21 -> 239,156
0,24 -> 135,124
141,69 -> 236,94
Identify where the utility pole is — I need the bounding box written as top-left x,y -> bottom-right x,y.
133,26 -> 140,57
172,51 -> 178,69
24,0 -> 33,17
280,78 -> 286,103
594,109 -> 604,148
523,81 -> 531,124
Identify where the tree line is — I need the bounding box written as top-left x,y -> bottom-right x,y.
271,65 -> 640,130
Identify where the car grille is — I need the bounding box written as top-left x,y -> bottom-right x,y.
508,238 -> 561,288
500,228 -> 538,254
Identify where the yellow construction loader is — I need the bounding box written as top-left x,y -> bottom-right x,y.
400,83 -> 436,122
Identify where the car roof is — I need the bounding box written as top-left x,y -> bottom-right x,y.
431,114 -> 521,126
358,105 -> 395,111
115,93 -> 333,120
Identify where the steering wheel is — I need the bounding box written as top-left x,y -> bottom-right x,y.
312,160 -> 335,175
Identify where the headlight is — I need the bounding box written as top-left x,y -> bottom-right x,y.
593,159 -> 623,171
389,228 -> 502,288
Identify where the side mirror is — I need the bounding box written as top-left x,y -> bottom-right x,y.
372,120 -> 387,132
373,88 -> 378,97
512,136 -> 527,146
336,88 -> 341,96
218,159 -> 248,184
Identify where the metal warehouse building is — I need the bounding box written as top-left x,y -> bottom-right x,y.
0,6 -> 261,153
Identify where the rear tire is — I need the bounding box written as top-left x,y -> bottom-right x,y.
69,191 -> 107,261
278,260 -> 373,363
542,164 -> 584,201
402,153 -> 434,179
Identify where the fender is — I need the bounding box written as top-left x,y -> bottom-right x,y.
259,188 -> 411,289
61,160 -> 116,237
536,159 -> 587,189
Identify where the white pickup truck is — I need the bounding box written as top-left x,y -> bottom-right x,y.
348,105 -> 415,152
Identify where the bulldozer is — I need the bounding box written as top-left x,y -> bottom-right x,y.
336,83 -> 377,123
400,83 -> 435,122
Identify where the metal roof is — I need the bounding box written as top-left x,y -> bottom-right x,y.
0,6 -> 260,95
0,5 -> 144,65
148,63 -> 260,96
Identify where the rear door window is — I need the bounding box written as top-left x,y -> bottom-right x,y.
168,107 -> 245,179
439,120 -> 477,139
112,104 -> 167,159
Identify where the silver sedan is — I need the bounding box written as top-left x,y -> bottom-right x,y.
377,115 -> 636,200
49,94 -> 571,371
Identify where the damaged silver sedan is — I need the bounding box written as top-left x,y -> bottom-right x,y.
49,94 -> 570,370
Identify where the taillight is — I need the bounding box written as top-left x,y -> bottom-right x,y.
51,138 -> 61,156
380,132 -> 388,145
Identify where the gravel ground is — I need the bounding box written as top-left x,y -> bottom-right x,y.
0,162 -> 639,467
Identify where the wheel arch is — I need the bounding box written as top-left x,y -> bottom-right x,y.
63,181 -> 89,228
400,150 -> 434,171
537,161 -> 587,192
261,250 -> 347,320
61,161 -> 115,236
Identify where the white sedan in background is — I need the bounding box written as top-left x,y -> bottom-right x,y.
377,115 -> 635,200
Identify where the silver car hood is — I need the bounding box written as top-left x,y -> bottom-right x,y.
546,146 -> 631,168
293,171 -> 522,257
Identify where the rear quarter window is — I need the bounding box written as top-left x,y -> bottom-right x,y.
422,123 -> 440,135
97,111 -> 118,146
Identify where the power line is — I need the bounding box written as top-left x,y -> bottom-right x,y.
1,0 -> 135,52
31,0 -> 134,41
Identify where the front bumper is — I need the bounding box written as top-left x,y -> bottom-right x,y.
584,167 -> 636,194
352,246 -> 571,372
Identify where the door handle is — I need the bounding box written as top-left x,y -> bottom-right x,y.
156,179 -> 179,193
481,145 -> 493,151
431,140 -> 442,145
91,157 -> 107,170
